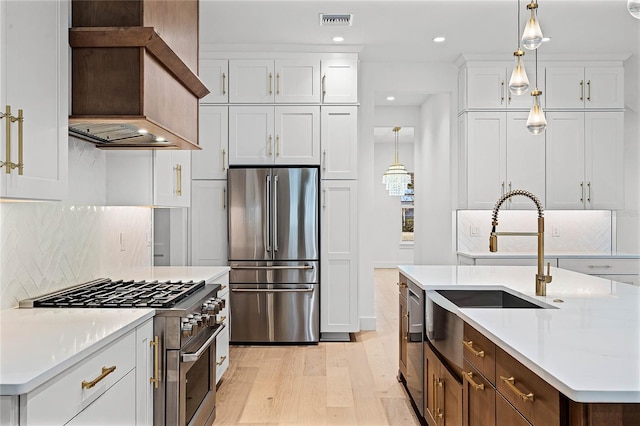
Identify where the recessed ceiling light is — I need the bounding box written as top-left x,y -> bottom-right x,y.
332,36 -> 344,42
433,36 -> 446,43
387,96 -> 395,101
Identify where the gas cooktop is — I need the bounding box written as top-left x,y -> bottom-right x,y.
22,278 -> 206,308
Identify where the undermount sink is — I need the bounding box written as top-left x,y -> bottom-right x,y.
435,289 -> 551,309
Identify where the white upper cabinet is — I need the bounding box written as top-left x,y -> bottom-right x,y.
229,59 -> 320,103
321,59 -> 358,104
106,150 -> 191,207
0,0 -> 68,200
459,64 -> 543,111
461,111 -> 545,209
190,180 -> 227,266
228,106 -> 320,165
545,111 -> 624,210
545,66 -> 624,109
200,59 -> 229,104
320,106 -> 358,180
193,106 -> 228,179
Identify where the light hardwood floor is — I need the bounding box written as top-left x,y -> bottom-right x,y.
214,268 -> 421,425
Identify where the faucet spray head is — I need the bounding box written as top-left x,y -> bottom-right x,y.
489,233 -> 498,252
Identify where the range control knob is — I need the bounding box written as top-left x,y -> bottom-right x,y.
181,318 -> 193,338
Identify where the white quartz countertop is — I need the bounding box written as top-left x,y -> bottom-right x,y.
397,265 -> 640,403
458,251 -> 640,259
0,266 -> 230,395
0,308 -> 154,395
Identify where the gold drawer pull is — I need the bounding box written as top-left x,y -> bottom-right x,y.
396,282 -> 408,288
462,371 -> 485,391
150,335 -> 160,389
500,376 -> 534,402
462,340 -> 485,358
218,315 -> 227,323
217,355 -> 227,366
220,284 -> 227,291
82,366 -> 116,390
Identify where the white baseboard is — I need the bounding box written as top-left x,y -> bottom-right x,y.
359,316 -> 376,331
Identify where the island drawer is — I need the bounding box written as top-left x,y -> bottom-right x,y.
21,330 -> 136,425
463,322 -> 496,385
558,258 -> 639,275
496,347 -> 561,426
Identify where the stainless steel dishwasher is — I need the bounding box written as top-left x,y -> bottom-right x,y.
406,279 -> 424,416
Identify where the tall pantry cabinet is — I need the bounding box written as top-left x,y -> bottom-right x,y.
192,53 -> 360,341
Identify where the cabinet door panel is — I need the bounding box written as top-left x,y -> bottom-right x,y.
466,67 -> 506,109
194,106 -> 228,179
321,60 -> 358,103
275,106 -> 320,164
585,67 -> 624,109
442,363 -> 463,425
506,112 -> 545,209
545,67 -> 585,109
545,112 -> 585,209
321,106 -> 358,179
467,112 -> 506,209
229,106 -> 274,165
496,393 -> 532,426
200,59 -> 228,103
229,60 -> 274,103
463,361 -> 496,426
275,59 -> 320,103
585,112 -> 623,209
190,180 -> 227,266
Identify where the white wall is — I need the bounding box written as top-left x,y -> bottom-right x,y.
358,61 -> 458,330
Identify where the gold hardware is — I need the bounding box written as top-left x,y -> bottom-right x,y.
462,340 -> 485,358
322,149 -> 327,171
587,80 -> 591,101
508,182 -> 512,202
220,284 -> 227,290
322,74 -> 327,101
269,73 -> 273,95
223,187 -> 226,209
501,181 -> 505,195
463,371 -> 485,391
276,135 -> 280,157
587,181 -> 591,203
500,376 -> 534,402
174,164 -> 182,196
1,105 -> 22,174
276,73 -> 280,95
218,315 -> 227,323
222,72 -> 226,95
268,135 -> 273,156
580,80 -> 584,101
150,336 -> 160,389
217,355 -> 227,366
396,281 -> 408,288
222,148 -> 226,171
500,81 -> 505,103
322,189 -> 326,209
82,366 -> 116,389
17,109 -> 23,175
580,182 -> 584,202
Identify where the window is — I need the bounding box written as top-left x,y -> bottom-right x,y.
401,173 -> 414,241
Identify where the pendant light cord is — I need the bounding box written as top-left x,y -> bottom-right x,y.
535,48 -> 538,87
517,0 -> 521,48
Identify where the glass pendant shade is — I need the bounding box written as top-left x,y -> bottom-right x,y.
629,0 -> 640,18
509,50 -> 530,96
526,89 -> 547,135
382,127 -> 412,196
522,2 -> 543,50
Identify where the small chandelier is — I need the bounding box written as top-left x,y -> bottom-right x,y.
382,127 -> 411,196
522,0 -> 543,50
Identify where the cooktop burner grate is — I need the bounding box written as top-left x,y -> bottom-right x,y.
32,279 -> 206,308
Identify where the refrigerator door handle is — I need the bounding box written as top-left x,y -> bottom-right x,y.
265,175 -> 271,252
231,264 -> 315,271
231,288 -> 314,293
273,175 -> 279,252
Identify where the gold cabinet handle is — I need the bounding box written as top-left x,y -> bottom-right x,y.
1,105 -> 23,175
223,187 -> 226,209
500,376 -> 534,402
587,80 -> 591,101
269,72 -> 273,95
322,188 -> 326,209
276,72 -> 280,95
222,72 -> 227,96
396,281 -> 408,288
587,181 -> 591,203
501,181 -> 505,196
322,149 -> 327,171
276,135 -> 280,157
217,355 -> 227,366
580,182 -> 584,203
404,312 -> 409,341
462,340 -> 485,358
580,80 -> 584,101
175,164 -> 182,196
508,182 -> 512,202
218,315 -> 227,324
17,109 -> 23,175
82,366 -> 116,389
150,335 -> 160,389
500,81 -> 505,104
220,284 -> 227,291
268,135 -> 273,156
463,371 -> 485,391
222,148 -> 226,171
322,74 -> 327,101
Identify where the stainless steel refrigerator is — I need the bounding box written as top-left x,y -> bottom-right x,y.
227,167 -> 319,343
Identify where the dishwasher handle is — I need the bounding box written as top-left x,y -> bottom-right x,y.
230,264 -> 314,271
231,288 -> 314,293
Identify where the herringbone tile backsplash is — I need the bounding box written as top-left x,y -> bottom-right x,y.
0,203 -> 152,309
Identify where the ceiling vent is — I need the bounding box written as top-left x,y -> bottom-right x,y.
319,13 -> 353,26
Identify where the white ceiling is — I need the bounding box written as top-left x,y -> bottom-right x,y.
200,0 -> 640,105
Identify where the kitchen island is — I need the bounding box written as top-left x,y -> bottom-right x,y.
397,265 -> 640,425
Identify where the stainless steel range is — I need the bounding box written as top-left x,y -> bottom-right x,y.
20,278 -> 225,426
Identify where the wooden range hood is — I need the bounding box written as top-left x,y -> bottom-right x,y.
69,0 -> 208,150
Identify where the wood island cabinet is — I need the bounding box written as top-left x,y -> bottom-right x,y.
398,274 -> 408,378
462,360 -> 495,426
424,341 -> 463,426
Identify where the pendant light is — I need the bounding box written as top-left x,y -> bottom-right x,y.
522,0 -> 543,50
629,0 -> 640,19
382,127 -> 412,196
509,0 -> 529,96
526,49 -> 547,135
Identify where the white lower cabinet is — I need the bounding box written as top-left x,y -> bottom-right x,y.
320,180 -> 358,333
558,258 -> 640,286
17,319 -> 153,426
215,275 -> 230,383
190,180 -> 228,266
